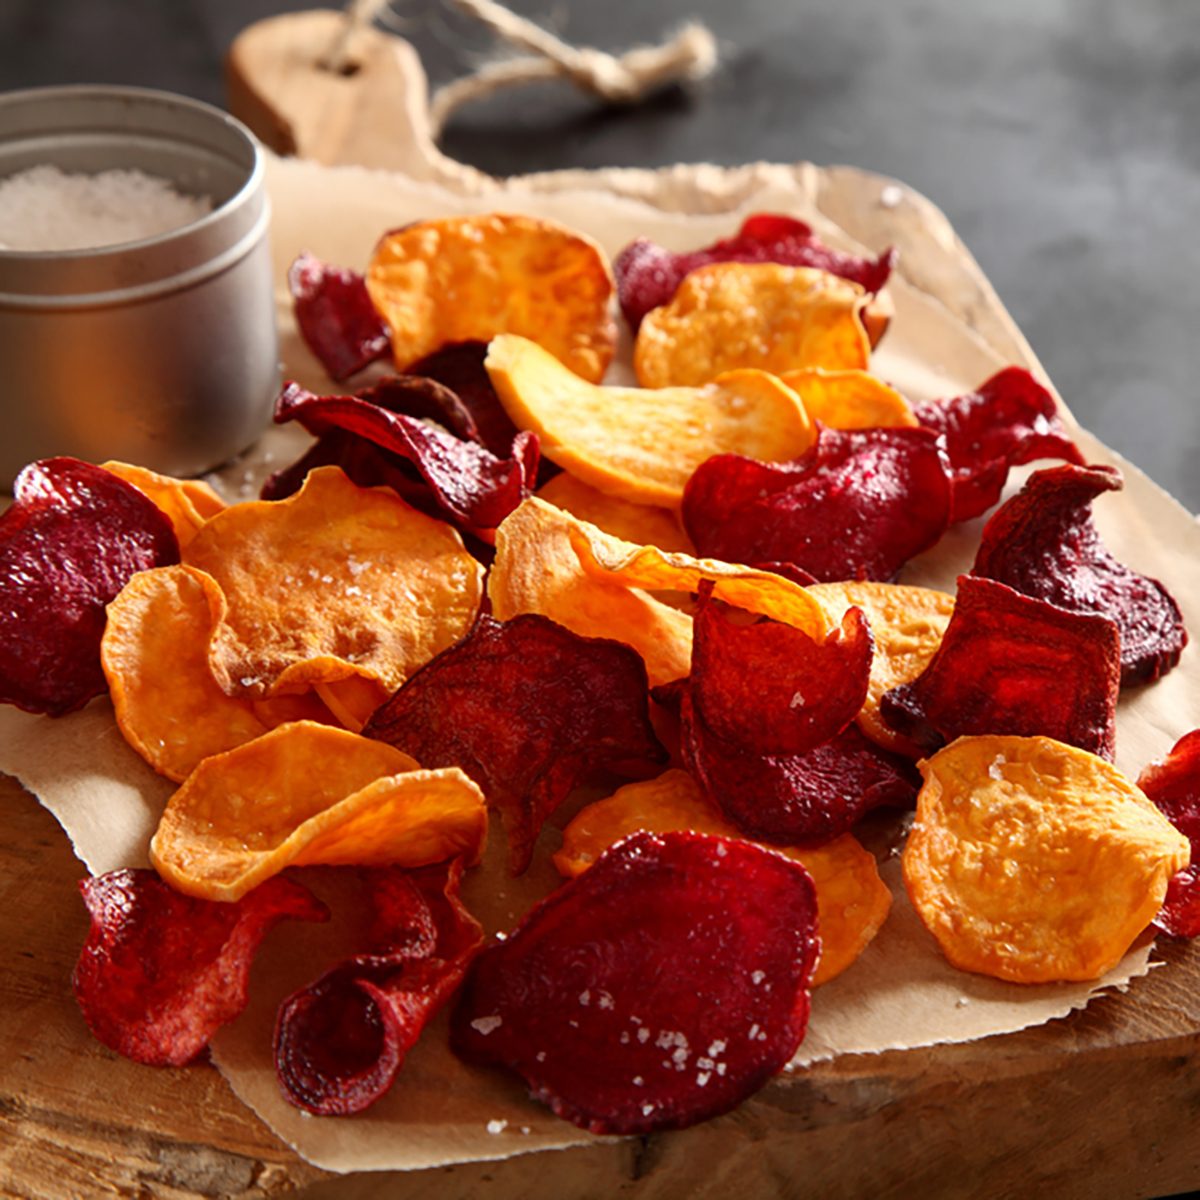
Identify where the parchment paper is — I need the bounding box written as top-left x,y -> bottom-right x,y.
2,152 -> 1198,1173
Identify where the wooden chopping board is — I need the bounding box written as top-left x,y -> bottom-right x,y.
3,12 -> 1200,1198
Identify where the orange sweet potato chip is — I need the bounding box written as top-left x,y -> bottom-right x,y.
536,473 -> 694,555
487,334 -> 813,508
554,769 -> 890,986
634,263 -> 870,389
182,466 -> 483,698
903,735 -> 1190,983
101,461 -> 226,549
365,214 -> 616,383
778,369 -> 916,430
150,721 -> 488,902
808,581 -> 954,757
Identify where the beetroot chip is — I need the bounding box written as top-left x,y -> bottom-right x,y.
682,426 -> 952,582
912,367 -> 1084,522
1137,731 -> 1200,938
269,381 -> 540,542
971,463 -> 1186,685
0,457 -> 180,715
880,574 -> 1121,759
275,861 -> 483,1115
615,214 -> 896,331
288,251 -> 390,381
365,614 -> 667,873
451,830 -> 819,1134
73,869 -> 327,1066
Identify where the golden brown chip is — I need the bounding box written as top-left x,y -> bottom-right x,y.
150,721 -> 488,902
101,461 -> 226,549
778,368 -> 916,429
182,466 -> 483,698
101,565 -> 268,781
536,472 -> 694,555
313,676 -> 390,733
554,769 -> 890,985
487,334 -> 813,508
365,213 -> 616,383
634,263 -> 871,389
903,735 -> 1191,983
808,581 -> 953,756
489,498 -> 693,687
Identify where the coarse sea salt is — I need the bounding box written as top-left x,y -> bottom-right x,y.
0,164 -> 211,252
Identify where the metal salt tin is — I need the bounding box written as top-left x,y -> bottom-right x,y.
0,85 -> 278,487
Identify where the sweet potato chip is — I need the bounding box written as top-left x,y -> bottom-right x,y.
912,367 -> 1084,521
634,263 -> 870,389
537,473 -> 694,554
487,334 -> 813,508
363,613 -> 665,874
778,368 -> 916,429
74,869 -> 328,1066
554,769 -> 890,985
904,735 -> 1190,983
100,461 -> 226,549
365,214 -> 616,383
1137,731 -> 1200,938
880,575 -> 1120,759
971,463 -> 1187,686
0,457 -> 179,716
150,721 -> 487,902
183,465 -> 483,698
682,426 -> 952,582
808,581 -> 954,756
451,831 -> 820,1135
102,565 -> 269,781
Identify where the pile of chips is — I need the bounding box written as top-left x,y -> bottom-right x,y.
0,208 -> 1193,1138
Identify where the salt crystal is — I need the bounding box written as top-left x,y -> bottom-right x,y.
470,1014 -> 503,1036
0,165 -> 213,253
880,184 -> 904,209
486,1119 -> 508,1135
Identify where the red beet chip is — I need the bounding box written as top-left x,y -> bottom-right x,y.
275,861 -> 483,1115
0,457 -> 180,716
451,830 -> 819,1134
615,214 -> 896,331
970,463 -> 1187,686
288,251 -> 390,381
73,869 -> 327,1067
364,614 -> 667,873
880,574 -> 1121,759
1137,731 -> 1200,938
269,381 -> 540,543
682,426 -> 952,582
912,367 -> 1084,522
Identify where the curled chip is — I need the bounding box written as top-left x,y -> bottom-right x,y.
452,830 -> 820,1135
267,381 -> 539,543
971,463 -> 1187,686
912,367 -> 1083,521
808,581 -> 954,757
366,214 -> 616,383
537,473 -> 694,555
554,770 -> 890,986
74,869 -> 327,1066
487,334 -> 813,509
288,251 -> 391,381
614,215 -> 896,341
150,721 -> 487,901
904,735 -> 1190,983
363,613 -> 666,874
100,461 -> 226,550
634,263 -> 870,390
779,368 -> 916,429
881,575 -> 1120,760
184,465 -> 484,698
1137,731 -> 1200,938
682,426 -> 952,582
0,457 -> 179,715
276,861 -> 483,1114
